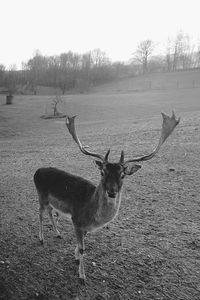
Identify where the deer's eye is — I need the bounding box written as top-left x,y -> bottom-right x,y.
101,170 -> 105,176
121,173 -> 125,179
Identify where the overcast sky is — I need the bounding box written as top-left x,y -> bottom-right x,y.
1,0 -> 199,68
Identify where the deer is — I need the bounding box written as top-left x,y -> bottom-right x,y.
34,112 -> 180,282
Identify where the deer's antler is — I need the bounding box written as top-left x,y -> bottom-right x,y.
66,115 -> 105,161
124,111 -> 180,164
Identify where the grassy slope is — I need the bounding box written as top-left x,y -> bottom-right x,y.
0,72 -> 200,300
20,69 -> 200,95
92,69 -> 200,94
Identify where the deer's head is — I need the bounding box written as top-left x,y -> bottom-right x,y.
95,150 -> 141,198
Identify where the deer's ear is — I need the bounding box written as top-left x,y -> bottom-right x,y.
124,164 -> 141,176
95,161 -> 103,170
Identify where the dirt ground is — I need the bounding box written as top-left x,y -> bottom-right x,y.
0,92 -> 200,300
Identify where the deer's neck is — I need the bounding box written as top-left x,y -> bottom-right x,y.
86,182 -> 122,232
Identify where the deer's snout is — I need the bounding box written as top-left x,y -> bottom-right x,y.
107,192 -> 116,198
106,185 -> 118,198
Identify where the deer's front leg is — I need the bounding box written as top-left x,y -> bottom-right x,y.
74,226 -> 86,282
47,206 -> 61,238
39,206 -> 45,244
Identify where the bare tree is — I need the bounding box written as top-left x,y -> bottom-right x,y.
51,95 -> 62,116
179,34 -> 192,69
166,32 -> 195,71
46,56 -> 60,88
26,51 -> 48,94
90,48 -> 109,68
171,32 -> 186,71
165,38 -> 173,72
57,51 -> 81,94
195,42 -> 200,68
90,49 -> 111,85
133,40 -> 155,74
41,95 -> 66,119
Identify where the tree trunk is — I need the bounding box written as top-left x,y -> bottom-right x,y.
6,95 -> 13,104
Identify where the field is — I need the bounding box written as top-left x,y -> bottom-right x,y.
1,82 -> 200,299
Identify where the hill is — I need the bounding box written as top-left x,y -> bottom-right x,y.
91,69 -> 200,94
8,69 -> 200,96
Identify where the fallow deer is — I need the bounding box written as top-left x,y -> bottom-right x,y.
34,112 -> 180,281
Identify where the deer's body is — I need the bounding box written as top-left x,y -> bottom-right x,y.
34,162 -> 128,281
34,113 -> 180,282
34,167 -> 122,233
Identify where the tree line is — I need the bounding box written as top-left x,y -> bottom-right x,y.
0,49 -> 128,95
1,31 -> 200,95
133,32 -> 200,74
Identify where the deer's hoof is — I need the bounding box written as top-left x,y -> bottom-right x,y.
78,277 -> 86,285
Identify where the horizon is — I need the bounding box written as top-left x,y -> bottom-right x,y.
1,0 -> 200,69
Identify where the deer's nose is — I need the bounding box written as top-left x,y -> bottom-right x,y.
107,188 -> 117,198
107,192 -> 116,198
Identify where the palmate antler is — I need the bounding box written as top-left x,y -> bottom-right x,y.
124,111 -> 180,164
66,112 -> 180,164
66,115 -> 106,161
